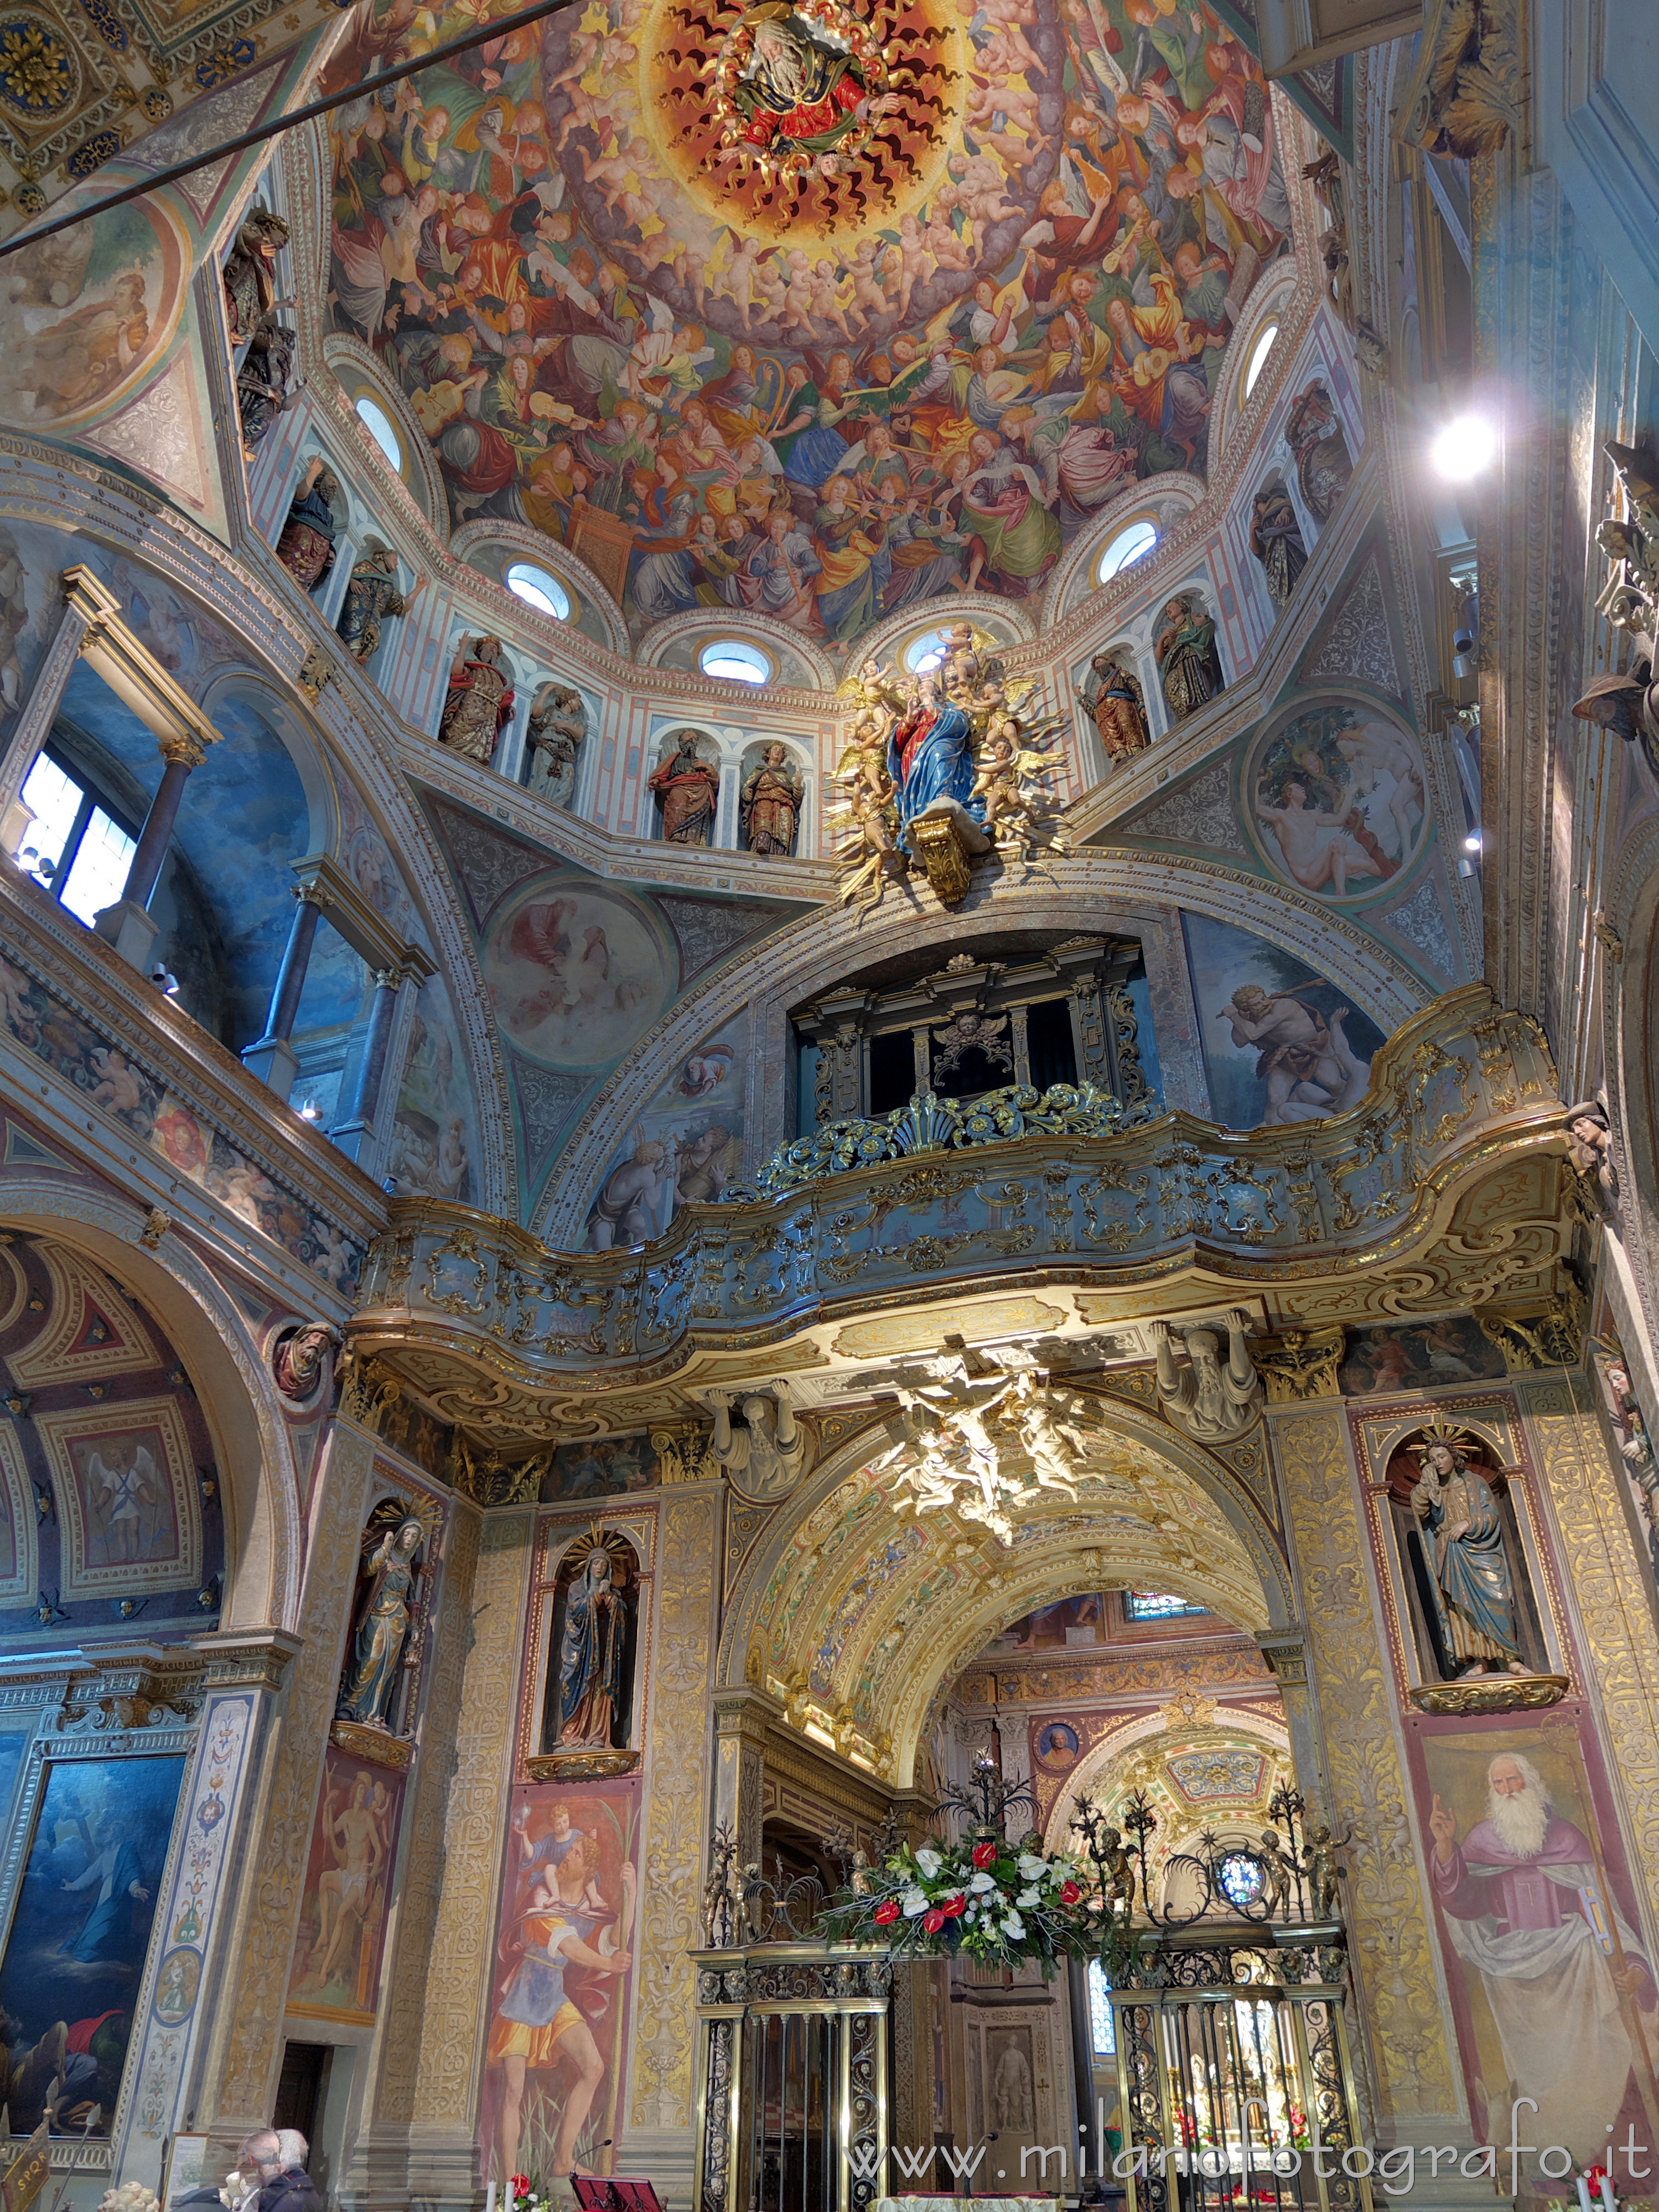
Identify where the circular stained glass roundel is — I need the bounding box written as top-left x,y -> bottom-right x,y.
506,562 -> 572,620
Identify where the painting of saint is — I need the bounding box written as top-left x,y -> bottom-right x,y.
288,1750 -> 405,2021
318,0 -> 1291,638
485,883 -> 672,1070
538,1437 -> 662,1502
1182,912 -> 1386,1133
0,202 -> 186,429
482,1786 -> 640,2184
1336,1315 -> 1505,1397
1250,700 -> 1428,900
0,1754 -> 184,2134
1418,1725 -> 1657,2193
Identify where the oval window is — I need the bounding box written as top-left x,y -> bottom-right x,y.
506,562 -> 572,620
903,626 -> 952,674
699,638 -> 770,684
1097,518 -> 1159,583
1243,322 -> 1279,399
354,395 -> 402,471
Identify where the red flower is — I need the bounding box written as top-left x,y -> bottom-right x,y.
922,1907 -> 946,1934
972,1840 -> 997,1870
1060,1879 -> 1081,1904
874,1899 -> 900,1924
941,1892 -> 967,1918
511,2180 -> 531,2198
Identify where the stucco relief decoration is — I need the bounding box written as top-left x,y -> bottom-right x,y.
1579,435 -> 1659,783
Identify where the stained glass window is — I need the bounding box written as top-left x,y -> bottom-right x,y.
1124,1590 -> 1210,1621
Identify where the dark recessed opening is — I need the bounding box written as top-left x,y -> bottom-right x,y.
867,1030 -> 915,1117
1026,996 -> 1078,1091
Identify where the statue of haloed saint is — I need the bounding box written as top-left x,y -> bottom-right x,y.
336,1517 -> 425,1728
1408,1434 -> 1529,1678
556,1544 -> 633,1748
733,6 -> 874,159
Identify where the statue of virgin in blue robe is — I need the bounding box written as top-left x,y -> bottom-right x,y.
885,676 -> 984,854
1409,1438 -> 1525,1675
557,1545 -> 633,1748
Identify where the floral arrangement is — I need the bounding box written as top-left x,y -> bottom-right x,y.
98,2189 -> 161,2212
502,2173 -> 558,2212
823,1829 -> 1093,1975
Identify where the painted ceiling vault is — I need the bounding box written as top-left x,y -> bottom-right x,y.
325,0 -> 1298,640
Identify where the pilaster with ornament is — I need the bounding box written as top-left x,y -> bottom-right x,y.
407,1509 -> 535,2206
209,1418 -> 381,2130
623,1479 -> 721,2197
1520,1374 -> 1659,1945
1269,1405 -> 1461,2130
107,1661 -> 275,2186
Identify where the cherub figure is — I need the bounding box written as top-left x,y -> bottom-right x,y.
1257,1829 -> 1295,1918
970,716 -> 1064,859
836,709 -> 893,805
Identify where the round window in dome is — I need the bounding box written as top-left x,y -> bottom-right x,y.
903,626 -> 953,674
699,638 -> 771,684
506,562 -> 572,620
1243,321 -> 1279,400
354,395 -> 402,470
1097,518 -> 1159,583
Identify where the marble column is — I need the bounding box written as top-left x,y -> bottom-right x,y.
243,883 -> 334,1094
95,730 -> 209,971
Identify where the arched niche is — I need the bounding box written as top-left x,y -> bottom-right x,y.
0,1188 -> 302,1635
529,1520 -> 653,1765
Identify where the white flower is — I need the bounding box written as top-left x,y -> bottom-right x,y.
1018,1852 -> 1048,1881
914,1846 -> 944,1878
901,1887 -> 930,1917
970,1869 -> 997,1894
1017,1885 -> 1041,1907
1001,1911 -> 1026,1939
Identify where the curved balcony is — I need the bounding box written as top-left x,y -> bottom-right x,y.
346,985 -> 1574,1442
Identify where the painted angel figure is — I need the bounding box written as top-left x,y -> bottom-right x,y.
87,1439 -> 161,1564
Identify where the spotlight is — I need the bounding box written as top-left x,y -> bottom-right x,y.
1431,415 -> 1498,482
1464,832 -> 1482,853
299,1100 -> 320,1121
149,967 -> 179,996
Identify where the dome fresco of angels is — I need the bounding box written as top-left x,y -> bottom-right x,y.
326,0 -> 1293,643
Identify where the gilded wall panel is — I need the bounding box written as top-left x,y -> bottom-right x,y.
1272,1407 -> 1459,2121
630,1489 -> 718,2131
413,1508 -> 536,2123
212,1419 -> 378,2122
1522,1378 -> 1659,1940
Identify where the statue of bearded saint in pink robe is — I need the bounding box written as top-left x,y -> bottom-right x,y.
1429,1751 -> 1656,2177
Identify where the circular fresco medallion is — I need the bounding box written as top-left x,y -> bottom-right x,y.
485,880 -> 674,1070
1245,696 -> 1430,905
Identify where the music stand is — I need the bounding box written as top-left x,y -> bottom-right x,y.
571,2180 -> 662,2212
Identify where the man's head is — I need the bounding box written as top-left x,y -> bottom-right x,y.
274,2132 -> 309,2174
237,2133 -> 282,2185
1486,1753 -> 1551,1857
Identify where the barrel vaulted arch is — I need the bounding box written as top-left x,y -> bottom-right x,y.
717,1399 -> 1292,1789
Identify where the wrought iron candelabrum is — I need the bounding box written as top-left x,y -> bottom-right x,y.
939,1743 -> 1039,1839
1072,1778 -> 1349,1934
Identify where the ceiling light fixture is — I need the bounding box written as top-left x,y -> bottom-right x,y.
1430,415 -> 1499,482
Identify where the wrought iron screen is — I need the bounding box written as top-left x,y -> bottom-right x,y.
694,1949 -> 890,2212
1108,1940 -> 1372,2212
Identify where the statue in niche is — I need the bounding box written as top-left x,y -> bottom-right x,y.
1407,1430 -> 1529,1678
525,682 -> 587,807
708,1388 -> 808,1502
740,744 -> 803,857
272,1321 -> 338,1401
277,458 -> 341,595
1286,383 -> 1354,524
336,546 -> 408,662
235,314 -> 294,461
1080,650 -> 1150,768
1565,1098 -> 1620,1214
1250,483 -> 1308,607
650,730 -> 721,844
1154,594 -> 1224,723
1150,1312 -> 1262,1442
439,635 -> 515,763
222,207 -> 289,344
336,1515 -> 426,1728
552,1538 -> 635,1749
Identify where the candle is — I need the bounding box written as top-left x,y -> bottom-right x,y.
485,2188 -> 497,2212
1603,2179 -> 1618,2212
1576,2178 -> 1594,2212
